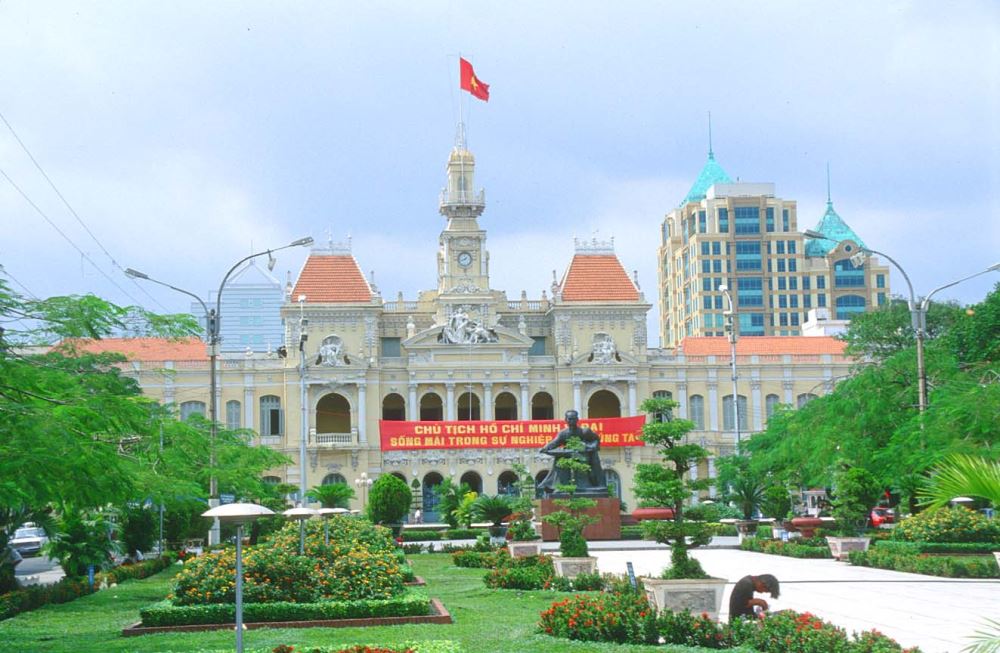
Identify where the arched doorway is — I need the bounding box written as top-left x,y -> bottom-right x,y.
316,393 -> 351,433
382,393 -> 405,421
460,471 -> 483,495
497,470 -> 518,496
422,472 -> 444,522
420,393 -> 443,421
457,392 -> 481,421
321,473 -> 347,486
531,392 -> 554,420
494,392 -> 518,420
587,389 -> 621,417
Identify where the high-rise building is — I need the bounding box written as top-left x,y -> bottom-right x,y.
191,260 -> 285,353
658,148 -> 890,347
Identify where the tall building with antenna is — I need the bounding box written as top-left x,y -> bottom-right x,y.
658,138 -> 890,347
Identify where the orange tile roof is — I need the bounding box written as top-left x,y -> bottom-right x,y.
560,254 -> 640,302
291,253 -> 373,303
62,337 -> 208,361
681,336 -> 847,356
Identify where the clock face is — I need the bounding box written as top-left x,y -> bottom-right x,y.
457,251 -> 473,268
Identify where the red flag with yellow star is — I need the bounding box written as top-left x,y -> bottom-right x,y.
460,58 -> 489,102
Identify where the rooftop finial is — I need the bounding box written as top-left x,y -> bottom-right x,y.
826,162 -> 832,208
707,111 -> 714,159
454,121 -> 467,150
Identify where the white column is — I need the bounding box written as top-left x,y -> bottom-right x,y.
243,383 -> 254,431
677,383 -> 688,419
707,382 -> 719,432
446,383 -> 456,421
408,383 -> 417,420
751,379 -> 763,432
708,457 -> 717,498
357,383 -> 367,443
783,379 -> 794,405
689,464 -> 699,506
519,382 -> 530,420
484,383 -> 494,420
572,381 -> 582,413
627,381 -> 637,416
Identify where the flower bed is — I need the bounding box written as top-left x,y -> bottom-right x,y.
538,591 -> 658,644
848,548 -> 999,578
740,537 -> 832,559
266,642 -> 462,653
450,548 -> 509,569
892,506 -> 1000,544
139,589 -> 431,626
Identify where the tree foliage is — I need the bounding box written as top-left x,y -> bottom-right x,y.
305,483 -> 355,509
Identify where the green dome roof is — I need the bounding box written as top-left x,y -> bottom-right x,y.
681,152 -> 732,205
805,201 -> 866,257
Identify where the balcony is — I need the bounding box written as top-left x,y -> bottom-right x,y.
313,428 -> 358,448
260,435 -> 282,446
439,189 -> 485,208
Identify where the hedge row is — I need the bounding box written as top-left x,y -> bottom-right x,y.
874,540 -> 1000,555
740,537 -> 832,558
0,554 -> 176,622
398,528 -> 485,542
848,548 -> 999,578
140,590 -> 430,627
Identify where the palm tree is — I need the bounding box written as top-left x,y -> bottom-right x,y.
918,454 -> 1000,509
306,483 -> 355,509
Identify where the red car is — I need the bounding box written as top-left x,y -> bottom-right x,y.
870,507 -> 895,527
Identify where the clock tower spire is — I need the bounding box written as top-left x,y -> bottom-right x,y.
437,122 -> 489,295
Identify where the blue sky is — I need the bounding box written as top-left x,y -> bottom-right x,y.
1,2 -> 998,346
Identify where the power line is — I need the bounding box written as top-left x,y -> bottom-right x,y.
0,164 -> 146,306
0,264 -> 38,299
0,109 -> 168,311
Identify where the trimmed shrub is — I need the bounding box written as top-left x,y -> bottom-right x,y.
451,549 -> 508,569
444,528 -> 485,540
537,591 -> 658,644
484,565 -> 552,590
140,591 -> 431,627
171,546 -> 319,605
657,610 -> 729,648
544,571 -> 605,592
367,475 -> 413,525
620,525 -> 645,540
317,547 -> 404,601
892,506 -> 1000,543
740,537 -> 832,559
400,530 -> 443,541
849,548 -> 998,578
874,540 -> 999,555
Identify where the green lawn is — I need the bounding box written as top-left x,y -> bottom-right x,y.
0,554 -> 739,653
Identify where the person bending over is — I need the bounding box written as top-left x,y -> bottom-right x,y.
728,574 -> 780,621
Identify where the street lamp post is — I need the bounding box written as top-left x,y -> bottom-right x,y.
127,236 -> 313,545
355,473 -> 373,513
717,284 -> 740,451
283,505 -> 317,555
202,503 -> 274,653
803,231 -> 999,413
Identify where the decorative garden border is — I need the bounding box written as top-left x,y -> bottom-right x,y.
121,597 -> 452,637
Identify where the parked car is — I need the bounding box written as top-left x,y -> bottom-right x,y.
870,507 -> 895,527
10,524 -> 48,557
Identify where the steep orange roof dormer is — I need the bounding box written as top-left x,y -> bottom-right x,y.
290,249 -> 373,303
558,238 -> 640,302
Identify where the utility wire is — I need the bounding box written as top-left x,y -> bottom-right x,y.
0,263 -> 38,299
0,164 -> 145,306
0,109 -> 168,310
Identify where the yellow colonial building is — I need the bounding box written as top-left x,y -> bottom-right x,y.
95,135 -> 854,522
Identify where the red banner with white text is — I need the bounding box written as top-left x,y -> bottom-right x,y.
379,416 -> 646,451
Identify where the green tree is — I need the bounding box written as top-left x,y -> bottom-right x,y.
433,478 -> 472,528
306,483 -> 355,508
829,466 -> 882,535
366,474 -> 412,526
44,509 -> 122,578
632,396 -> 713,579
918,454 -> 1000,509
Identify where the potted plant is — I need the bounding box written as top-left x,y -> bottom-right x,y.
716,455 -> 764,541
632,396 -> 726,620
761,485 -> 793,539
471,494 -> 514,545
506,463 -> 542,558
366,474 -> 412,538
826,466 -> 881,560
540,436 -> 600,578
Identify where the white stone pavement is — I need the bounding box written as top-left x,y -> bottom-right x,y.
593,547 -> 999,653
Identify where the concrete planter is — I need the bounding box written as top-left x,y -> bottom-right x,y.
551,556 -> 597,579
790,516 -> 824,538
826,536 -> 871,561
508,541 -> 543,558
488,525 -> 508,546
642,576 -> 728,622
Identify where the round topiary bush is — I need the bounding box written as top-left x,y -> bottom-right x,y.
893,506 -> 1000,543
367,474 -> 413,526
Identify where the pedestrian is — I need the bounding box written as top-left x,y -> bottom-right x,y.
728,574 -> 780,621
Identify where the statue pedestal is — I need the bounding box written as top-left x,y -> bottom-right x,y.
539,498 -> 621,541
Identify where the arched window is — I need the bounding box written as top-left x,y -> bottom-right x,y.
259,395 -> 283,437
797,393 -> 818,408
494,392 -> 518,420
531,392 -> 554,420
420,393 -> 443,421
317,393 -> 351,432
262,475 -> 281,485
605,469 -> 622,501
836,294 -> 866,320
652,390 -> 673,422
322,473 -> 347,486
497,471 -> 518,496
382,393 -> 405,421
180,400 -> 206,421
460,471 -> 483,495
457,392 -> 480,421
765,394 -> 781,418
722,394 -> 749,431
688,395 -> 705,430
587,390 -> 621,418
225,400 -> 241,430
